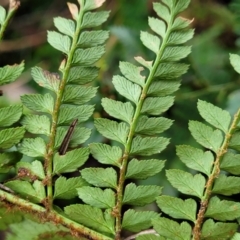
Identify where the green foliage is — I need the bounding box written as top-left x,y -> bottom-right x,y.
81,0 -> 193,236
0,70 -> 24,150
153,56 -> 240,239
10,0 -> 109,208
0,207 -> 23,230
0,0 -> 240,240
122,210 -> 159,232
65,204 -> 115,235
0,0 -> 110,239
0,1 -> 25,174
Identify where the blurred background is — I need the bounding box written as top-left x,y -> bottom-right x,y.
0,0 -> 240,207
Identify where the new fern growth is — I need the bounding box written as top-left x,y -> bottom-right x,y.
0,0 -> 240,240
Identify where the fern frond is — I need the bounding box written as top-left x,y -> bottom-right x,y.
67,0 -> 194,237
12,0 -> 109,213
0,2 -> 25,174
0,1 -> 110,239
154,54 -> 240,240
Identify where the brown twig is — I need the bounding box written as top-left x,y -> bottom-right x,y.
58,119 -> 78,155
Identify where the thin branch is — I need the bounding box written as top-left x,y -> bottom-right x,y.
58,119 -> 78,155
0,183 -> 15,194
124,229 -> 158,240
